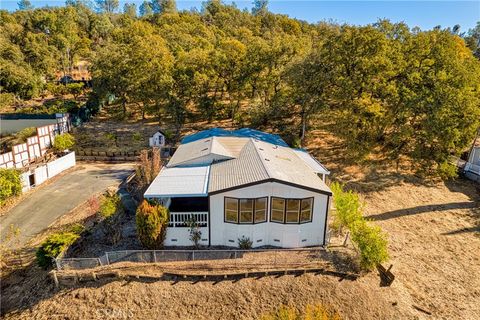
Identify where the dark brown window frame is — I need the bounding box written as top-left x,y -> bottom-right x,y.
270,197 -> 314,224
224,197 -> 268,225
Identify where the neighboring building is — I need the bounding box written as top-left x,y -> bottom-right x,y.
56,60 -> 92,85
0,113 -> 70,135
144,128 -> 332,248
465,139 -> 480,182
149,130 -> 166,147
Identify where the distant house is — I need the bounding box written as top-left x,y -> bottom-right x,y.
465,139 -> 480,182
149,130 -> 166,147
144,128 -> 332,248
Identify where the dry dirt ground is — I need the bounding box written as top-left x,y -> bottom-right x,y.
1,178 -> 479,320
1,121 -> 480,319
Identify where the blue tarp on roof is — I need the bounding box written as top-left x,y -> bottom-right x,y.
181,128 -> 289,147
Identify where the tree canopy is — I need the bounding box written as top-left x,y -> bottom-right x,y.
1,3 -> 479,176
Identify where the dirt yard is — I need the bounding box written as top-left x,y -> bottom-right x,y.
1,176 -> 479,319
1,119 -> 480,319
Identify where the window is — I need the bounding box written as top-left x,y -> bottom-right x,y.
271,198 -> 285,223
239,199 -> 254,223
255,198 -> 267,223
225,198 -> 238,223
286,199 -> 300,223
300,198 -> 313,223
270,197 -> 314,224
224,197 -> 268,224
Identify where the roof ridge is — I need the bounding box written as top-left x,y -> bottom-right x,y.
250,138 -> 274,179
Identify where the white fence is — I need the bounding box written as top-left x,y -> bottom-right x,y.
0,115 -> 70,169
46,152 -> 76,178
21,152 -> 76,191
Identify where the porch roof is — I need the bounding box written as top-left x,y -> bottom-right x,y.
144,166 -> 210,198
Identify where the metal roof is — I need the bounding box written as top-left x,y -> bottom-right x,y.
167,137 -> 234,167
293,149 -> 330,175
208,138 -> 331,195
144,166 -> 210,198
181,128 -> 288,147
147,128 -> 332,198
208,139 -> 270,192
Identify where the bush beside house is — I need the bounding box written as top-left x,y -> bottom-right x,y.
330,182 -> 389,270
136,200 -> 169,249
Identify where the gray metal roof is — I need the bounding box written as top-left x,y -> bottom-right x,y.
208,139 -> 270,192
153,134 -> 331,197
293,149 -> 331,175
208,138 -> 331,194
144,166 -> 210,198
167,137 -> 234,167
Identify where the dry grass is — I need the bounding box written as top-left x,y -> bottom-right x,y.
1,119 -> 480,319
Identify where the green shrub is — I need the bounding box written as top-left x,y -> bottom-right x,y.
97,193 -> 123,244
350,220 -> 389,270
437,161 -> 458,180
132,132 -> 143,141
98,194 -> 121,219
238,236 -> 253,249
0,168 -> 22,205
0,93 -> 15,111
136,200 -> 169,249
53,133 -> 75,152
36,232 -> 79,269
187,218 -> 202,249
65,83 -> 84,98
16,127 -> 37,142
330,182 -> 389,271
262,303 -> 341,320
330,182 -> 363,231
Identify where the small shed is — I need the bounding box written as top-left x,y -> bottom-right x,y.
149,130 -> 166,147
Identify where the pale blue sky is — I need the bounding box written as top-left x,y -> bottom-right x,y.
1,1 -> 479,31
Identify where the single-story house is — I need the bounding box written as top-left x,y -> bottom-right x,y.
144,128 -> 332,248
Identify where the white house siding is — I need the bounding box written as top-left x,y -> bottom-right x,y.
209,182 -> 330,248
164,227 -> 209,246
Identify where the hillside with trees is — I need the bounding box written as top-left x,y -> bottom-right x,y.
1,0 -> 480,177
